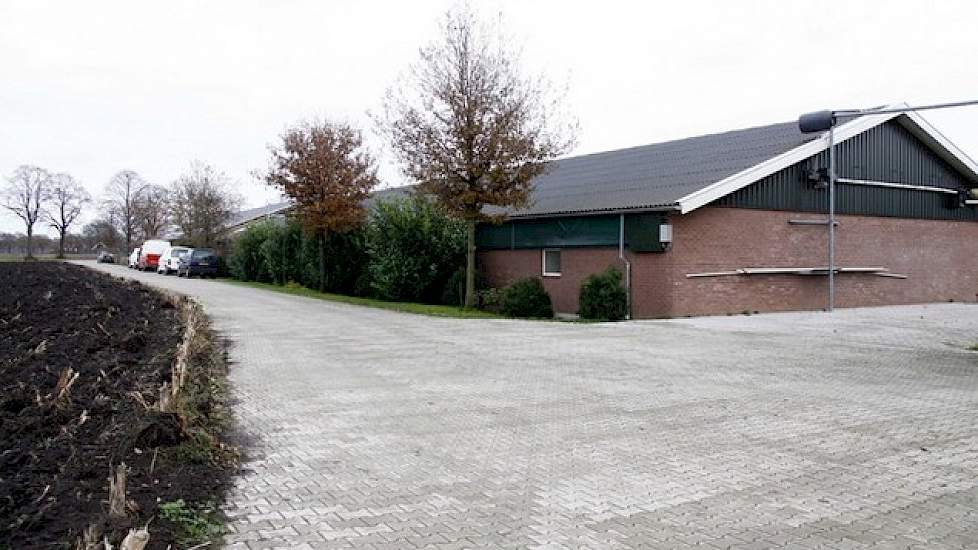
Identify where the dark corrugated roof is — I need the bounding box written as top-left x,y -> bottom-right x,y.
507,120 -> 820,217
228,201 -> 292,228
365,185 -> 415,207
231,121 -> 816,224
229,186 -> 417,229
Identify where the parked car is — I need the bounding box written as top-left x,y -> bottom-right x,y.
128,248 -> 141,268
136,239 -> 171,271
157,246 -> 191,275
96,251 -> 115,264
177,248 -> 219,278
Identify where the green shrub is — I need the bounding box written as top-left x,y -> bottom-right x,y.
441,267 -> 466,306
260,222 -> 302,285
229,221 -> 277,282
230,195 -> 464,303
171,430 -> 224,465
158,499 -> 225,545
229,219 -> 367,294
501,278 -> 553,318
476,287 -> 504,313
579,267 -> 628,321
314,229 -> 369,295
441,267 -> 489,306
366,195 -> 465,303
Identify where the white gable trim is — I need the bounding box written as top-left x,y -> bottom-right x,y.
676,109 -> 899,214
675,104 -> 978,214
895,110 -> 978,179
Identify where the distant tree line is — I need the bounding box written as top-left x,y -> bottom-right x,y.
1,161 -> 240,259
0,232 -> 87,256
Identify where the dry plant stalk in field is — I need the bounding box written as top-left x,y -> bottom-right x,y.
158,382 -> 173,414
117,527 -> 150,550
171,301 -> 197,394
73,523 -> 100,550
159,300 -> 199,416
107,464 -> 127,518
54,367 -> 79,403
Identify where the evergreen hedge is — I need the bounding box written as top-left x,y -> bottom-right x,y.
366,195 -> 465,303
501,277 -> 554,318
578,266 -> 628,321
227,195 -> 463,305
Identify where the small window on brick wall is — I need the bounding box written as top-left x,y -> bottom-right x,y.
542,249 -> 561,277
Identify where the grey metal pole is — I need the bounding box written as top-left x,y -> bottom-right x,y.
798,98 -> 978,312
618,213 -> 631,320
827,124 -> 836,312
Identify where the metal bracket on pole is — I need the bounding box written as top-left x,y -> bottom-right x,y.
789,219 -> 839,226
799,98 -> 978,312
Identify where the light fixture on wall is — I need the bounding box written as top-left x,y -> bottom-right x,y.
659,223 -> 673,246
798,99 -> 978,312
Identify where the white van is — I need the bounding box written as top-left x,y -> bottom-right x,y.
137,239 -> 171,271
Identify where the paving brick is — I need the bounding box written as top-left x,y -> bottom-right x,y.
82,262 -> 978,549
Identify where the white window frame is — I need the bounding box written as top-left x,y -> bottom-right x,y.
542,248 -> 562,277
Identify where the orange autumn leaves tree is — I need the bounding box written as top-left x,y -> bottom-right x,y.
265,120 -> 378,291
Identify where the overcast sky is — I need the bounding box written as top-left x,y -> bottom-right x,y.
2,0 -> 977,234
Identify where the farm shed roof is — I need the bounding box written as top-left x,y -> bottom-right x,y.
504,104 -> 978,218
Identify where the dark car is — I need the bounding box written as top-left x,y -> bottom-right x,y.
177,248 -> 219,278
96,251 -> 115,264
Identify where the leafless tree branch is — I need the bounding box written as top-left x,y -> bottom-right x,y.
2,165 -> 53,259
45,172 -> 91,258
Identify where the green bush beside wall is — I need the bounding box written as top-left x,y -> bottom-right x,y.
579,267 -> 628,321
366,195 -> 465,303
501,277 -> 554,318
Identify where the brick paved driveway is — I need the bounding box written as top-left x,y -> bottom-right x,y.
82,262 -> 978,549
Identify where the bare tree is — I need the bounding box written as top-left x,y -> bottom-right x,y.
378,5 -> 577,307
135,184 -> 170,239
171,161 -> 240,247
2,165 -> 52,259
45,172 -> 91,258
102,170 -> 147,253
264,119 -> 378,291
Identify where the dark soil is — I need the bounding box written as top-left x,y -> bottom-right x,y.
0,263 -> 232,549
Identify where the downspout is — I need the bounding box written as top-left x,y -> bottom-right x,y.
619,214 -> 632,320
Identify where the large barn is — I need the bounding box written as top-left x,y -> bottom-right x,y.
477,105 -> 978,318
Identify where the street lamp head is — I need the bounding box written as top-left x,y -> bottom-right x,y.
798,110 -> 836,133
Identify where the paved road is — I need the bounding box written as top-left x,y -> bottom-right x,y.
81,261 -> 978,549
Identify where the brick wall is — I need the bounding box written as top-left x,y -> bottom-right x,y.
478,207 -> 978,318
479,247 -> 624,315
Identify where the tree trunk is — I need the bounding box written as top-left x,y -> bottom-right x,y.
464,220 -> 477,308
57,228 -> 66,259
318,232 -> 326,293
25,225 -> 33,260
